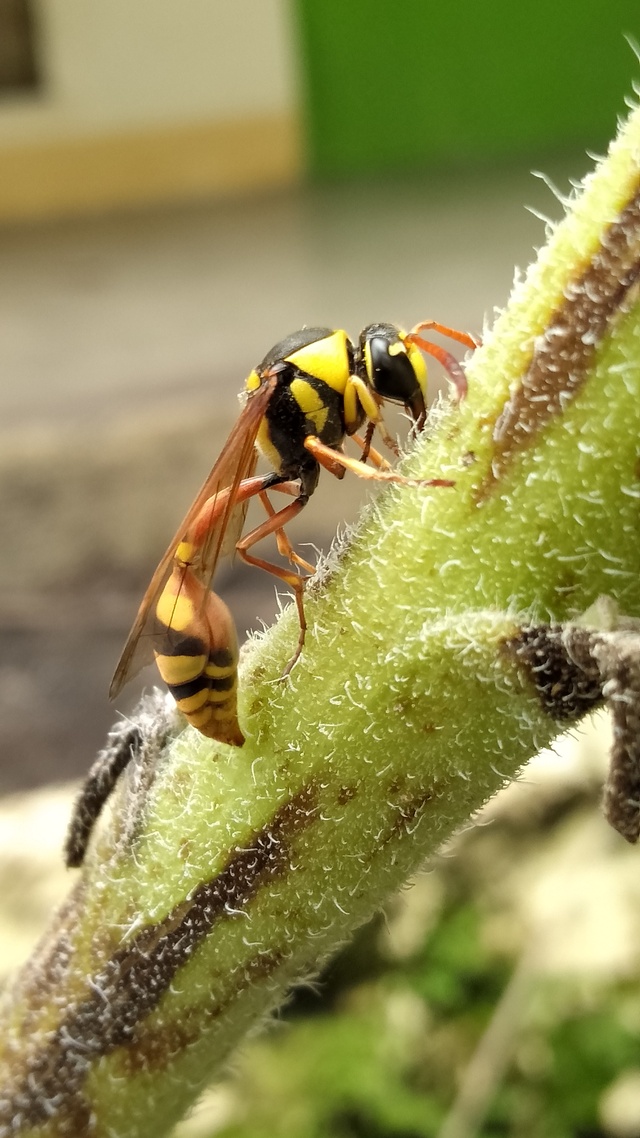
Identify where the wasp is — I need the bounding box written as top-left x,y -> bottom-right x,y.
110,321 -> 477,747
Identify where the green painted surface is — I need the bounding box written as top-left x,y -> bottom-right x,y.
294,0 -> 640,176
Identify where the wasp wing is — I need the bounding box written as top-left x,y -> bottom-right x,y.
109,377 -> 276,699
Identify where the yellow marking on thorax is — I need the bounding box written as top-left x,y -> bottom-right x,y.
255,417 -> 284,472
245,369 -> 281,468
290,377 -> 329,435
286,330 -> 351,393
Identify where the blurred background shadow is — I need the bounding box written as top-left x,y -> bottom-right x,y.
1,0 -> 639,789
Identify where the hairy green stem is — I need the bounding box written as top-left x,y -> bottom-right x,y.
3,102 -> 640,1137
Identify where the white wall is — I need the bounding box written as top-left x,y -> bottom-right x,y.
0,0 -> 297,144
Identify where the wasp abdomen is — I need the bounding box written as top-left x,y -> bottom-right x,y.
154,566 -> 244,746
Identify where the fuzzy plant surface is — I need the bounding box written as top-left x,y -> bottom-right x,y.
2,100 -> 640,1138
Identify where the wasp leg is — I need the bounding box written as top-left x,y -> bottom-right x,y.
405,321 -> 480,402
187,473 -> 293,552
346,374 -> 400,457
235,493 -> 312,677
259,489 -> 316,575
186,473 -> 306,569
350,428 -> 391,471
410,319 -> 480,351
303,435 -> 455,488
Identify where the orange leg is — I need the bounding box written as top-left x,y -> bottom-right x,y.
187,474 -> 274,552
350,427 -> 392,470
235,492 -> 312,676
411,320 -> 480,351
178,474 -> 313,677
259,489 -> 316,574
304,435 -> 455,488
356,421 -> 377,466
405,321 -> 480,403
347,374 -> 400,458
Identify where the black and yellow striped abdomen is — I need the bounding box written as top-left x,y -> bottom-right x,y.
154,563 -> 244,746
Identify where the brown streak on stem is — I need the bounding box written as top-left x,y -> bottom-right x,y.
118,946 -> 289,1075
0,782 -> 320,1133
479,185 -> 640,497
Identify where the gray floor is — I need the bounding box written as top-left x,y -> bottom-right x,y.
0,155 -> 588,790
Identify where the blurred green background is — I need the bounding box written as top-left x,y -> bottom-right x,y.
297,0 -> 640,175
